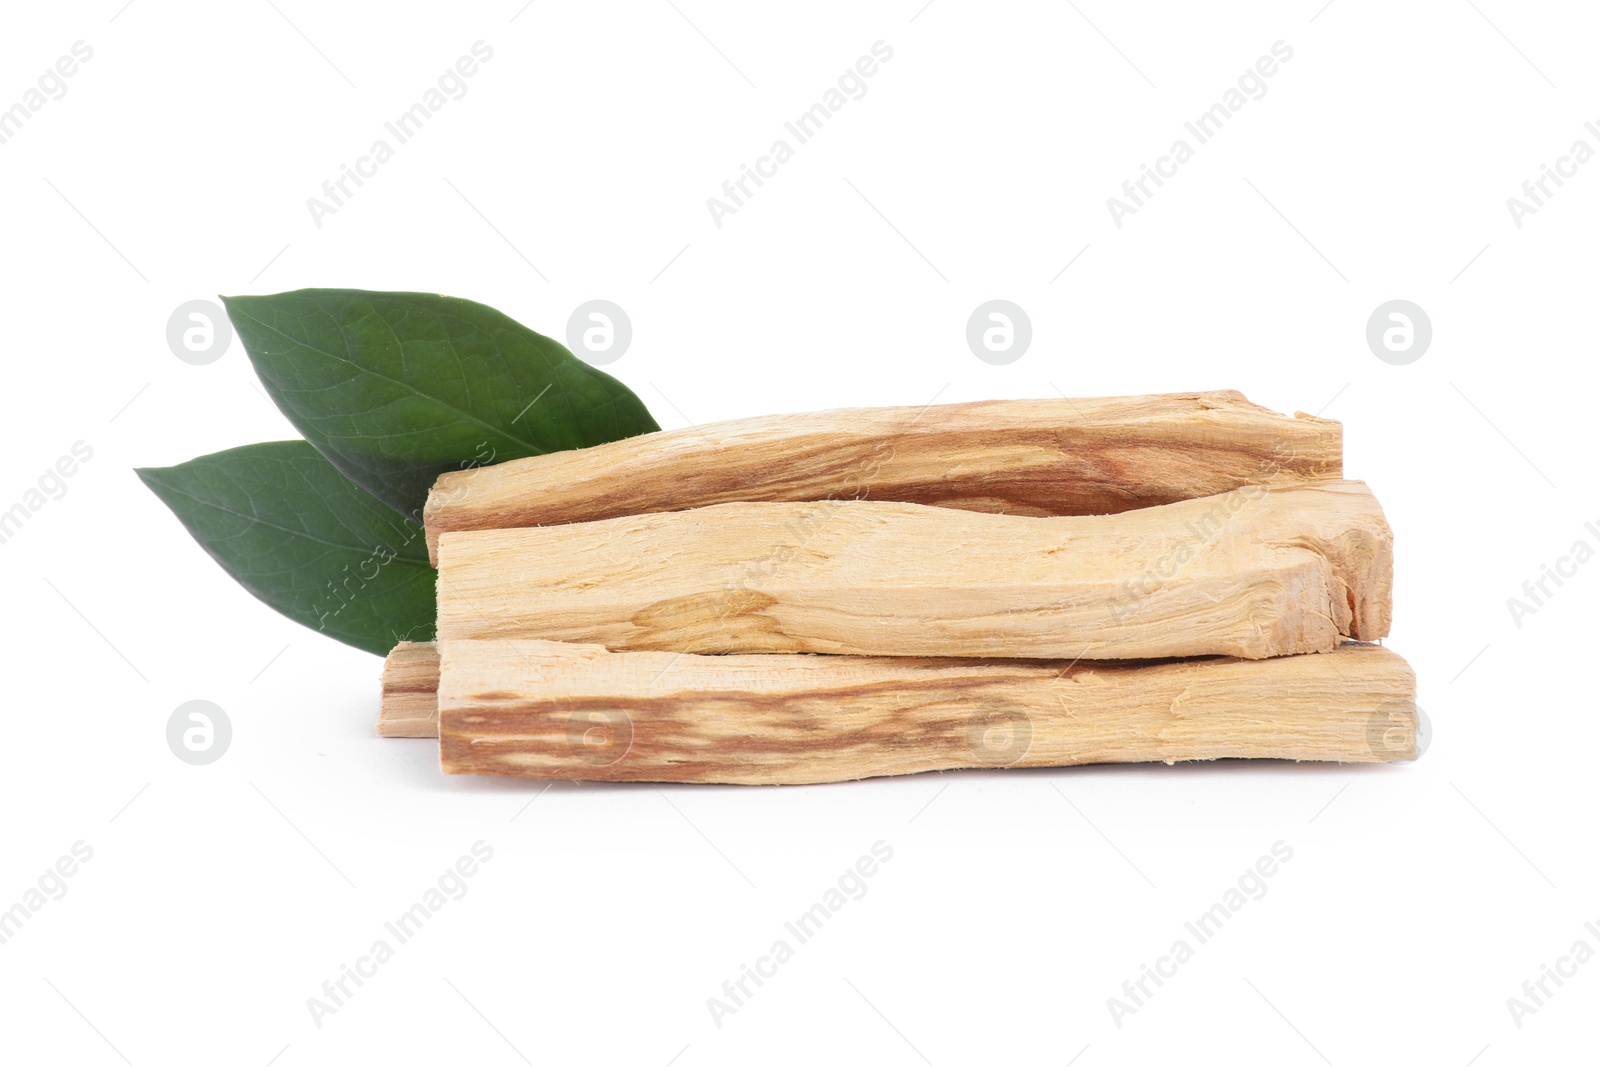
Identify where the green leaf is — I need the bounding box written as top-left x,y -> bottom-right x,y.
136,441 -> 436,657
222,289 -> 660,518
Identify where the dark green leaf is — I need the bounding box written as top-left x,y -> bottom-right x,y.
222,289 -> 660,518
136,441 -> 436,657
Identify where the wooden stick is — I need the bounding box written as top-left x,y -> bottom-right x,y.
436,481 -> 1391,661
435,640 -> 1418,784
376,641 -> 441,737
423,391 -> 1341,564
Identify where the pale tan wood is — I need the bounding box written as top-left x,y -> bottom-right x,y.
436,481 -> 1391,661
423,391 -> 1341,564
436,639 -> 1418,784
376,641 -> 441,737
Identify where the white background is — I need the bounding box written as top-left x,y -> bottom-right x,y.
1,1 -> 1594,1064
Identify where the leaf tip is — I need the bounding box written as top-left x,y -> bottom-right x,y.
219,292 -> 277,329
218,292 -> 252,316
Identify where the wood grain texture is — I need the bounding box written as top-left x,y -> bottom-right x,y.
423,391 -> 1341,564
377,641 -> 440,737
436,640 -> 1418,784
436,481 -> 1391,660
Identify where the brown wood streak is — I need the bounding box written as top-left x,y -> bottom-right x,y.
423,391 -> 1342,564
436,481 -> 1392,661
435,639 -> 1417,785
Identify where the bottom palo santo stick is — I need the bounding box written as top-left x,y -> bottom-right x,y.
433,639 -> 1418,785
377,641 -> 442,737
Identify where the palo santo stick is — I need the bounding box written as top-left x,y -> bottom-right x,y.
436,481 -> 1391,660
423,390 -> 1341,564
377,641 -> 440,737
436,639 -> 1419,784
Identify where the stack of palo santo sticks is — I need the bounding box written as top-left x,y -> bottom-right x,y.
378,390 -> 1419,785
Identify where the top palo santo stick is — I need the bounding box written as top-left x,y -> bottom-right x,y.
423,390 -> 1341,564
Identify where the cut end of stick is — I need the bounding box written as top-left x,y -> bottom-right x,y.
377,641 -> 441,737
